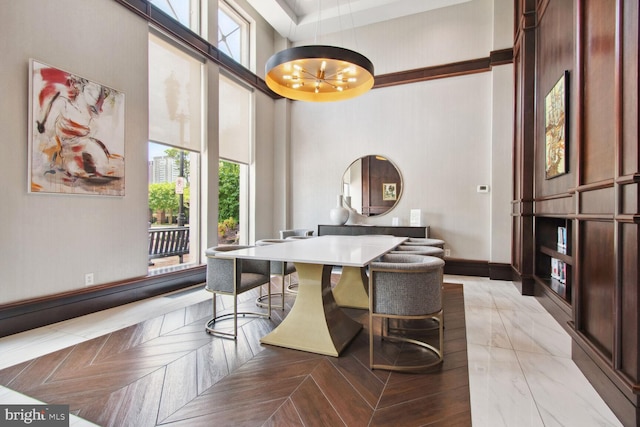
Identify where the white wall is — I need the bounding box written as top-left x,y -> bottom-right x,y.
285,0 -> 513,262
305,0 -> 494,73
0,0 -> 149,304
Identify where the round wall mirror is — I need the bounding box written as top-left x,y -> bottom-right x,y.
341,155 -> 402,217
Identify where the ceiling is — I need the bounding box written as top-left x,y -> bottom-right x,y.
246,0 -> 470,42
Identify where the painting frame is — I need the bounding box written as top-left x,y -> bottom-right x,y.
544,70 -> 569,180
28,59 -> 126,196
382,183 -> 397,201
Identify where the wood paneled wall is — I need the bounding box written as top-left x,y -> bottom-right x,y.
512,1 -> 640,425
511,0 -> 537,296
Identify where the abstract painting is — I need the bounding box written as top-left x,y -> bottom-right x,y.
544,71 -> 568,179
29,60 -> 125,195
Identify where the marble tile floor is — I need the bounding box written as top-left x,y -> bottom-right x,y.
0,275 -> 623,426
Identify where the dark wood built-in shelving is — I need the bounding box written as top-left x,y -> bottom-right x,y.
539,246 -> 572,265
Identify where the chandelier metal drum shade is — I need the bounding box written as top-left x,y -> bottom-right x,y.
265,45 -> 375,102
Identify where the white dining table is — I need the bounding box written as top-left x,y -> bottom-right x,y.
219,235 -> 406,356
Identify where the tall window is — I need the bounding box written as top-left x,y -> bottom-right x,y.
218,1 -> 249,67
149,0 -> 201,34
219,74 -> 252,246
218,2 -> 251,246
148,32 -> 203,270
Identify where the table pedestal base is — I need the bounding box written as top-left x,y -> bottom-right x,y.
260,263 -> 362,357
332,266 -> 369,309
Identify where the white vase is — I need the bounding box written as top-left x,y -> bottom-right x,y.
329,195 -> 349,225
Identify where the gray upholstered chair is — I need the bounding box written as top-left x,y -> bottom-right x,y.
368,253 -> 445,372
391,245 -> 445,259
279,228 -> 314,239
255,239 -> 297,307
205,245 -> 271,339
401,237 -> 445,249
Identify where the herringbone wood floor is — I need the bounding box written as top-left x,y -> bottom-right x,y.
0,277 -> 470,427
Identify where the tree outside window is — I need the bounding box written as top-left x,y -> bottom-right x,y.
218,160 -> 240,243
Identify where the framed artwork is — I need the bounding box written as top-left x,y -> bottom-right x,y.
29,60 -> 125,195
544,71 -> 568,179
383,183 -> 397,201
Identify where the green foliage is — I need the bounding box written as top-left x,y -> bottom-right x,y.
219,160 -> 240,222
149,182 -> 190,217
218,217 -> 237,235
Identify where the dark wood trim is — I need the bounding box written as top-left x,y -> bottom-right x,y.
569,328 -> 640,426
488,262 -> 514,280
616,173 -> 640,185
533,275 -> 572,322
442,259 -> 512,280
573,214 -> 615,221
511,268 -> 536,296
569,179 -> 616,193
615,214 -> 640,224
571,325 -> 640,400
374,57 -> 490,88
534,192 -> 574,202
490,48 -> 515,66
571,339 -> 639,427
444,258 -> 513,280
442,258 -> 493,277
373,48 -> 513,89
443,258 -> 489,276
523,10 -> 537,31
0,266 -> 206,338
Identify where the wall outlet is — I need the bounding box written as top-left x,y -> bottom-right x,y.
85,273 -> 94,286
444,249 -> 451,257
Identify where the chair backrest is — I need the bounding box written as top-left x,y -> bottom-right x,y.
403,238 -> 445,249
279,229 -> 314,239
205,245 -> 270,293
391,245 -> 445,259
369,253 -> 444,316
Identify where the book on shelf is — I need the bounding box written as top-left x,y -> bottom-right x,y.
557,226 -> 567,254
551,258 -> 560,280
551,258 -> 566,284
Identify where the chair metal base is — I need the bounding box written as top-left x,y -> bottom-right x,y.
256,274 -> 290,310
370,311 -> 444,372
206,289 -> 271,340
205,309 -> 271,339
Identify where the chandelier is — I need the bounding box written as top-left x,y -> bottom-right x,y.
265,0 -> 375,105
265,45 -> 374,102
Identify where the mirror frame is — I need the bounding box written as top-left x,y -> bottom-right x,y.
341,155 -> 402,217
